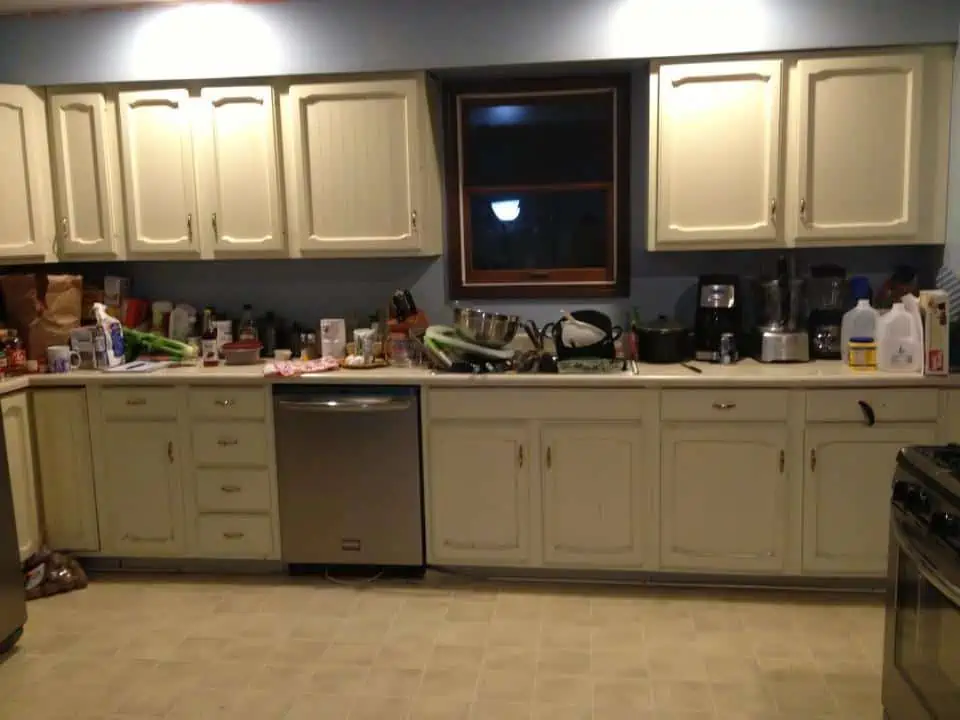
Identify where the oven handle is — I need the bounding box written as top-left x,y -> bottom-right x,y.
893,520 -> 960,606
277,397 -> 412,413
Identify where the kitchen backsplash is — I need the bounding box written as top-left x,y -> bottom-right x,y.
15,242 -> 939,330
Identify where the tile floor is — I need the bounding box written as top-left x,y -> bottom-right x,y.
0,572 -> 885,719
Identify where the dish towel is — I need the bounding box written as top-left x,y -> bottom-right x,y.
938,40 -> 960,322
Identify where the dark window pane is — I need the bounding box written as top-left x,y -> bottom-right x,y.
461,91 -> 614,187
468,189 -> 610,271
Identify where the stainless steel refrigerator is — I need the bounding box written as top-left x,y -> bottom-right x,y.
0,418 -> 26,654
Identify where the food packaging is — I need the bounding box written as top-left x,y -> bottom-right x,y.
92,302 -> 125,368
919,289 -> 949,375
0,273 -> 82,361
104,276 -> 130,307
320,318 -> 346,359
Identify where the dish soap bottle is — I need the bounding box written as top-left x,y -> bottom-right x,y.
841,299 -> 878,363
877,300 -> 923,373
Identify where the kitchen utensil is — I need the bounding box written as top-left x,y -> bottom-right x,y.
451,307 -> 519,348
392,290 -> 412,321
680,362 -> 703,374
222,340 -> 262,365
634,315 -> 693,364
523,320 -> 543,350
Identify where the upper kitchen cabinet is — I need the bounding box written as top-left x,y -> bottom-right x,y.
647,47 -> 952,251
195,85 -> 286,256
789,53 -> 929,245
650,60 -> 784,250
118,88 -> 200,257
283,74 -> 442,257
48,91 -> 124,259
0,85 -> 55,262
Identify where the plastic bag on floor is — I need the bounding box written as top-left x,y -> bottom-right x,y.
23,547 -> 88,601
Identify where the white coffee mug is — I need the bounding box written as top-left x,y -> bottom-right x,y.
47,345 -> 81,374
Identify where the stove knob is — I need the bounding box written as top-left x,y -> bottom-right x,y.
931,512 -> 960,541
892,480 -> 913,505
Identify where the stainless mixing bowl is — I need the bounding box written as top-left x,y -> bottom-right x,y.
452,307 -> 520,348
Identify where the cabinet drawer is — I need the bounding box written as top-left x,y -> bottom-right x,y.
429,389 -> 652,420
196,468 -> 272,512
661,389 -> 789,422
193,422 -> 268,466
195,514 -> 274,557
102,387 -> 178,420
806,389 -> 939,423
189,387 -> 266,420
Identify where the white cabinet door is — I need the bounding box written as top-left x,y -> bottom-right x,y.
661,423 -> 789,572
101,420 -> 184,556
289,78 -> 421,253
49,91 -> 121,258
118,88 -> 199,255
32,390 -> 99,552
0,85 -> 53,260
653,60 -> 783,249
198,86 -> 285,255
793,53 -> 923,242
427,421 -> 530,565
803,423 -> 936,576
540,422 -> 645,568
1,393 -> 39,562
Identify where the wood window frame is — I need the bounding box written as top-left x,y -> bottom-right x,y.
444,75 -> 631,300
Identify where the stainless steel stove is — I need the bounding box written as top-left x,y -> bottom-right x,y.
884,445 -> 960,719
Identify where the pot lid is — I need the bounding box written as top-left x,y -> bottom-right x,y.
636,314 -> 687,334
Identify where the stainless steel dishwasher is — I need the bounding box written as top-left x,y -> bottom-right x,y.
274,386 -> 423,568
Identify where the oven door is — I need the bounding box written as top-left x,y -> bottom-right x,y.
884,510 -> 960,719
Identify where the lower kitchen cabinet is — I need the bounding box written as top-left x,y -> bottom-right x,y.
803,423 -> 937,576
99,420 -> 185,556
661,423 -> 789,572
540,422 -> 645,567
2,393 -> 39,562
427,421 -> 531,566
32,389 -> 99,552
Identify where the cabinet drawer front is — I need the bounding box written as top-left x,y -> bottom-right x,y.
429,389 -> 651,420
806,389 -> 939,423
661,390 -> 788,422
196,468 -> 272,512
189,387 -> 267,420
196,514 -> 274,557
102,388 -> 178,420
193,422 -> 268,465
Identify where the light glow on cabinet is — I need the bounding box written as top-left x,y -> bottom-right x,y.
131,2 -> 281,77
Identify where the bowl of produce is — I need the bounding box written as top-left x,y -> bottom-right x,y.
222,341 -> 262,365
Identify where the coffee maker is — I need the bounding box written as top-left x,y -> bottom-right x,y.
807,264 -> 846,359
694,275 -> 741,362
757,256 -> 809,363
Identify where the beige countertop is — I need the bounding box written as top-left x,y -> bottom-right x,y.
0,360 -> 953,394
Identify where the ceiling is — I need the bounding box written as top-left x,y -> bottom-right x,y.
0,0 -> 180,14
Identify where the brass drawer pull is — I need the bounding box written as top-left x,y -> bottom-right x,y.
220,485 -> 242,493
217,438 -> 239,447
222,531 -> 245,540
126,398 -> 147,406
215,399 -> 234,407
712,402 -> 736,410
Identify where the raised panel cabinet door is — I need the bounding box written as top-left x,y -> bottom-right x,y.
661,423 -> 789,572
803,423 -> 936,576
118,88 -> 199,254
290,78 -> 421,253
0,85 -> 53,259
49,92 -> 119,258
541,422 -> 645,568
655,60 -> 783,248
794,53 -> 923,241
427,421 -> 530,565
199,86 -> 285,254
1,393 -> 39,562
102,421 -> 184,556
32,390 -> 99,552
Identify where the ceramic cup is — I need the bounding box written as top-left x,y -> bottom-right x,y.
47,345 -> 81,374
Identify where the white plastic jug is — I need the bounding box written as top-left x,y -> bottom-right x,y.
841,299 -> 878,363
877,301 -> 923,373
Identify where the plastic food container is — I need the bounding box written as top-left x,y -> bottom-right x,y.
848,337 -> 877,371
221,341 -> 262,366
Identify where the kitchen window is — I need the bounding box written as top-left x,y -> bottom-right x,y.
444,77 -> 630,299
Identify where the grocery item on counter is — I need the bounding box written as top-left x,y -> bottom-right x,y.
274,349 -> 292,362
222,340 -> 262,365
389,332 -> 411,367
103,276 -> 129,308
92,303 -> 125,368
320,318 -> 346,359
919,289 -> 949,376
151,300 -> 173,335
239,304 -> 258,341
0,273 -> 82,361
354,328 -> 375,364
848,338 -> 878,371
123,328 -> 197,362
4,330 -> 26,375
876,298 -> 923,373
841,299 -> 879,363
214,320 -> 233,356
264,356 -> 340,377
201,308 -> 219,367
259,311 -> 278,357
168,304 -> 196,341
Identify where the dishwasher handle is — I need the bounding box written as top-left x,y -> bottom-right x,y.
277,397 -> 412,413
